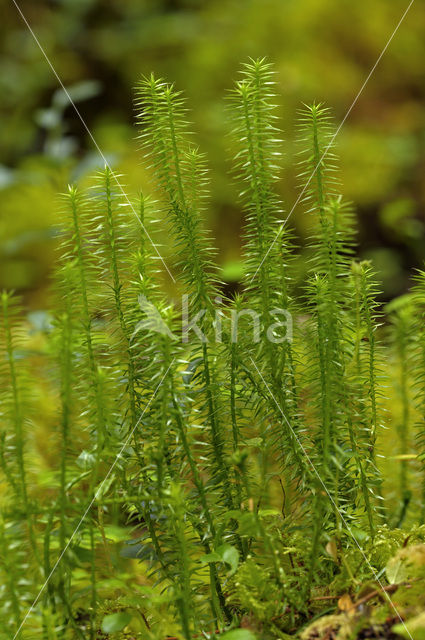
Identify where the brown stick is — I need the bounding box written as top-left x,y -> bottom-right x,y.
311,582 -> 410,608
350,583 -> 399,609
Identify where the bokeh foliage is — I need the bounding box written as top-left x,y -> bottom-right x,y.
1,0 -> 425,302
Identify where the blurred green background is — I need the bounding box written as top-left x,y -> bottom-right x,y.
1,0 -> 424,307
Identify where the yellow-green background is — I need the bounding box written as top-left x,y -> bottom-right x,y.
1,0 -> 424,306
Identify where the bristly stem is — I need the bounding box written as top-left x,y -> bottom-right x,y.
1,292 -> 40,567
102,167 -> 139,430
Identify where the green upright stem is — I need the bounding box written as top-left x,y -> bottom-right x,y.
1,293 -> 40,567
103,170 -> 139,430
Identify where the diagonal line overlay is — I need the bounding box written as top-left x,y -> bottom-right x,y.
249,355 -> 413,640
11,0 -> 175,283
12,360 -> 175,639
251,0 -> 415,284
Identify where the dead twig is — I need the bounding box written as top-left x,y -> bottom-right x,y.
311,580 -> 417,609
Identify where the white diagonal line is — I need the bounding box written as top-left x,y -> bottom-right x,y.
249,355 -> 413,640
12,359 -> 174,639
11,0 -> 175,284
250,0 -> 415,284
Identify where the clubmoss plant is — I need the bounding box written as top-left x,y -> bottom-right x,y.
1,58 -> 425,640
